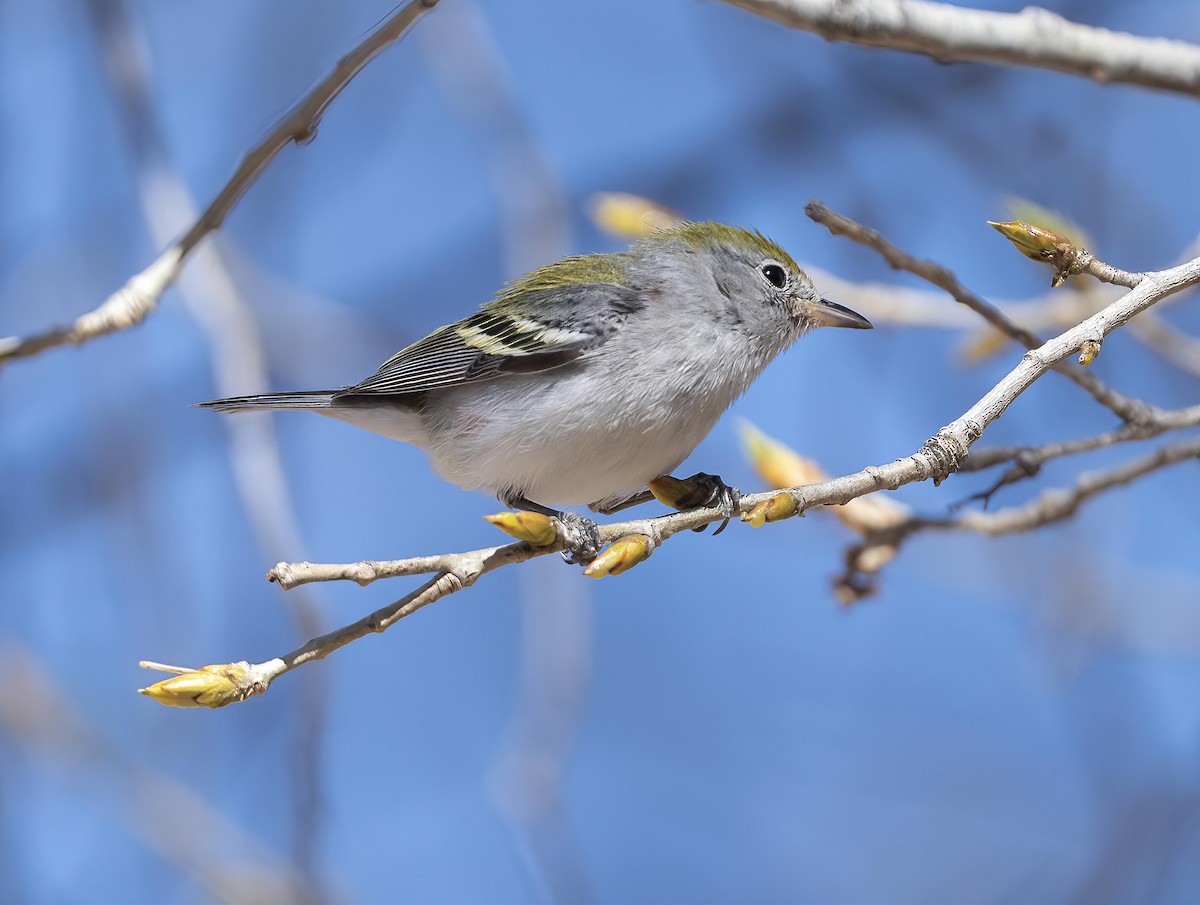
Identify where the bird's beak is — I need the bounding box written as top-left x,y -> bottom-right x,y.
806,296 -> 873,330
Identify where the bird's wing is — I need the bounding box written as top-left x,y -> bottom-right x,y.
339,280 -> 642,398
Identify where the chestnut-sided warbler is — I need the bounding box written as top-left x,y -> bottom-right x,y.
201,222 -> 871,559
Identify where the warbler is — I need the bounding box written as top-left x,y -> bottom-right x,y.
201,222 -> 871,558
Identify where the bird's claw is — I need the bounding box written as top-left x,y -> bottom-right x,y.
553,511 -> 602,566
680,472 -> 741,535
649,472 -> 740,535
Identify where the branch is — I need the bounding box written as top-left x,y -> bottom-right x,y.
839,434 -> 1200,600
722,0 -> 1200,100
806,201 -> 1156,424
0,0 -> 440,367
949,436 -> 1200,536
960,402 -> 1200,480
0,644 -> 312,902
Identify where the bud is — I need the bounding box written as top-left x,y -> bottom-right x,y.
588,192 -> 683,238
138,661 -> 254,709
1078,338 -> 1101,366
987,220 -> 1078,287
740,421 -> 911,533
742,492 -> 798,528
583,534 -> 654,578
647,474 -> 706,510
1003,198 -> 1090,249
740,421 -> 826,489
958,327 -> 1009,364
483,511 -> 558,547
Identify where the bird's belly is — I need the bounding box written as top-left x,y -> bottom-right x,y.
421,368 -> 733,507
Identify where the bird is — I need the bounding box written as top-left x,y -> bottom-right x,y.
200,222 -> 872,560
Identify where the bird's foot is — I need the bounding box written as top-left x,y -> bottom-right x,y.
648,472 -> 741,535
552,511 -> 602,565
496,492 -> 603,566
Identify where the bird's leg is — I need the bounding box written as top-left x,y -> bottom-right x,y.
648,472 -> 741,535
501,492 -> 602,566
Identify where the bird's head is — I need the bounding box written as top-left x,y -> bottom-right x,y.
639,222 -> 872,340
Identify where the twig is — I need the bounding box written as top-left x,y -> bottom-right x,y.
0,644 -> 311,902
947,436 -> 1200,536
839,434 -> 1200,600
722,0 -> 1200,100
0,0 -> 440,367
961,403 -> 1200,475
806,201 -> 1156,424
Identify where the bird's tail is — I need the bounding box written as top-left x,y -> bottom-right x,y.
197,391 -> 335,413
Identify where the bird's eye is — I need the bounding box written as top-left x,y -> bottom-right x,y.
761,263 -> 787,289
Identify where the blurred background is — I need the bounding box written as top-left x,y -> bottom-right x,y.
2,0 -> 1199,902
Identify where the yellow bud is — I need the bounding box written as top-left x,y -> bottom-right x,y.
987,219 -> 1064,258
647,474 -> 696,510
987,219 -> 1078,287
742,492 -> 798,527
740,421 -> 910,534
740,421 -> 827,489
1003,197 -> 1090,249
138,661 -> 253,709
588,193 -> 683,238
1078,339 -> 1101,366
583,534 -> 653,578
957,326 -> 1009,364
483,511 -> 558,547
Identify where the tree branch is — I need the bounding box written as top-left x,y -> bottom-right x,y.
949,436 -> 1200,536
961,404 -> 1200,476
722,0 -> 1200,100
806,201 -> 1157,424
0,0 -> 440,367
839,433 -> 1200,600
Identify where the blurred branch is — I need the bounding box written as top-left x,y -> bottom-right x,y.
0,0 -> 440,367
1126,311 -> 1200,380
85,0 -> 334,884
803,264 -> 1106,331
723,0 -> 1200,100
0,643 -> 310,903
137,227 -> 1200,706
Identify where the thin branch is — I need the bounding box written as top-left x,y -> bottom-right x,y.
806,201 -> 1156,424
947,436 -> 1200,536
0,644 -> 311,902
138,239 -> 1200,706
722,0 -> 1200,100
839,434 -> 1200,600
0,0 -> 440,367
961,403 -> 1200,474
